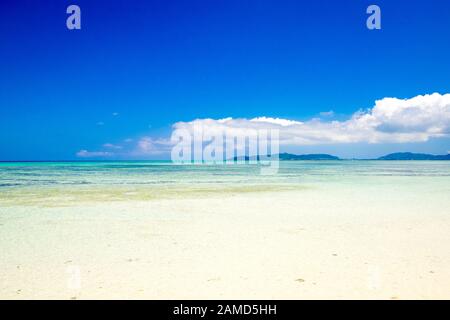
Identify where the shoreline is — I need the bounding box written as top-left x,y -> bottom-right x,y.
1,185 -> 450,299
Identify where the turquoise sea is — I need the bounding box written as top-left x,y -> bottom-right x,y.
1,160 -> 449,206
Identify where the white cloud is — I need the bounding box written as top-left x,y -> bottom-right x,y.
250,117 -> 303,126
319,110 -> 334,117
135,137 -> 172,155
172,93 -> 450,145
78,93 -> 450,158
103,143 -> 123,149
76,150 -> 113,158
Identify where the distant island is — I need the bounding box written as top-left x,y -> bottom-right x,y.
377,152 -> 450,160
234,152 -> 450,161
233,153 -> 340,161
278,153 -> 340,160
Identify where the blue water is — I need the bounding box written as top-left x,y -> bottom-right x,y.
1,161 -> 449,189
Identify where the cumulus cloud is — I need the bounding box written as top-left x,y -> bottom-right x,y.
319,110 -> 334,117
172,93 -> 450,145
76,138 -> 172,159
135,137 -> 172,155
76,150 -> 113,158
103,143 -> 123,150
77,93 -> 450,158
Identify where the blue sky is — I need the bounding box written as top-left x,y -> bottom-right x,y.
1,0 -> 450,160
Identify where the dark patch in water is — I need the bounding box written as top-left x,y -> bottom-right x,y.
0,183 -> 22,187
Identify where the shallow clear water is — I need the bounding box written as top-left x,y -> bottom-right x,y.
1,161 -> 449,206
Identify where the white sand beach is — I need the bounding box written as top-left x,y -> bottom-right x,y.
1,165 -> 450,299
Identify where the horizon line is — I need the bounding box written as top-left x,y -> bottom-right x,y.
1,151 -> 450,163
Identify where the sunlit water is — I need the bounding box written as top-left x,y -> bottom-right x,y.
1,161 -> 449,206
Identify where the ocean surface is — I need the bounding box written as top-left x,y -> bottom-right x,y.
1,160 -> 450,299
1,160 -> 449,206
